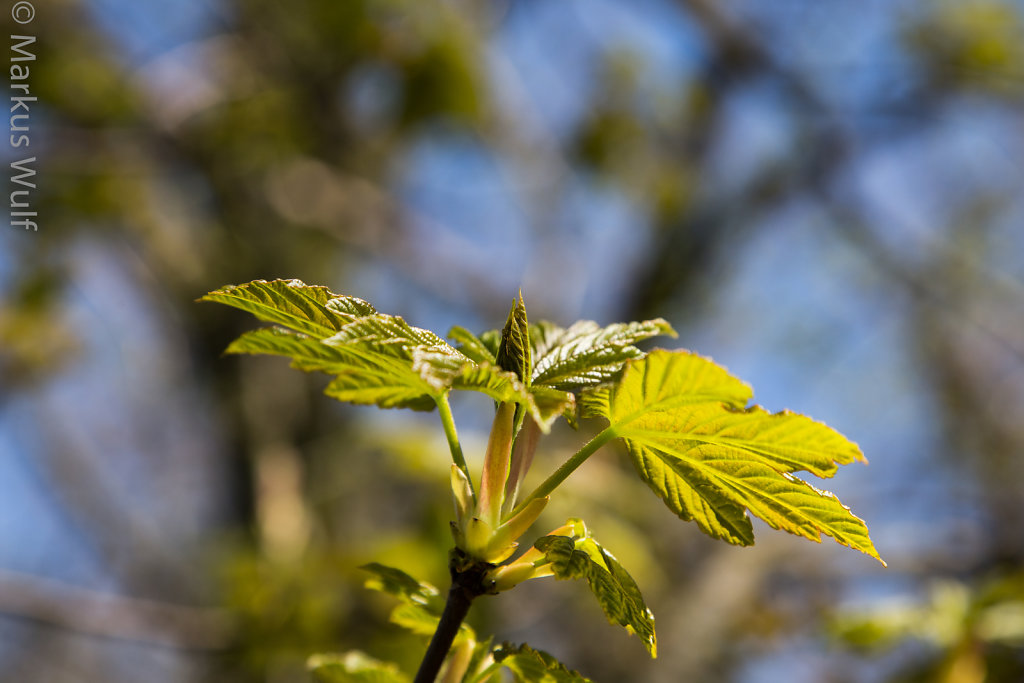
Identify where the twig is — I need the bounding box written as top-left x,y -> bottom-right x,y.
414,551 -> 494,683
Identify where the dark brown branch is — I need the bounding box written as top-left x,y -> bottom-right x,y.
413,551 -> 494,683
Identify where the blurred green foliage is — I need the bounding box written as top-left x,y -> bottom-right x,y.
831,572 -> 1024,682
4,0 -> 1024,681
907,1 -> 1024,98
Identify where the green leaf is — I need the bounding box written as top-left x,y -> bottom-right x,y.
205,281 -> 453,410
492,643 -> 593,682
585,347 -> 752,419
416,350 -> 574,431
389,601 -> 478,645
308,652 -> 409,683
360,563 -> 440,609
625,405 -> 866,478
495,293 -> 532,385
600,349 -> 885,565
389,603 -> 442,637
226,326 -> 350,372
386,602 -> 478,648
464,635 -> 495,682
359,565 -> 480,645
227,325 -> 440,410
448,326 -> 498,365
529,318 -> 676,392
526,385 -> 578,432
205,281 -> 573,419
320,314 -> 459,410
414,351 -> 521,403
533,522 -> 657,657
199,279 -> 374,338
203,281 -> 667,434
451,312 -> 674,427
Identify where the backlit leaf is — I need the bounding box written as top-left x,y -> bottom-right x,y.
533,521 -> 657,657
226,326 -> 350,373
414,351 -> 518,398
361,565 -> 477,643
360,563 -> 439,609
224,322 -> 437,410
530,318 -> 676,391
456,312 -> 674,405
495,293 -> 532,385
205,282 -> 676,436
598,347 -> 753,418
601,350 -> 885,564
414,351 -> 573,431
492,643 -> 593,682
320,316 -> 452,410
389,603 -> 441,637
199,279 -> 374,337
204,280 -> 572,416
308,652 -> 408,683
623,405 -> 866,478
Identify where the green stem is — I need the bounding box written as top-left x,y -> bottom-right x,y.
437,393 -> 474,502
509,425 -> 618,518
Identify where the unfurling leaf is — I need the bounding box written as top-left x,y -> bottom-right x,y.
201,280 -> 572,423
493,642 -> 594,682
495,292 -> 532,385
533,521 -> 657,657
598,349 -> 885,565
360,563 -> 440,609
450,464 -> 473,523
530,318 -> 676,391
450,311 -> 675,424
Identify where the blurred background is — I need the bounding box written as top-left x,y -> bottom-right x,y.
2,0 -> 1024,680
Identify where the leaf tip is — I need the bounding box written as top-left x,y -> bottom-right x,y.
656,317 -> 679,339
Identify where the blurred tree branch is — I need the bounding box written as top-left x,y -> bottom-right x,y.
0,569 -> 231,650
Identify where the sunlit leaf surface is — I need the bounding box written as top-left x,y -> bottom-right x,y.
360,563 -> 440,609
493,642 -> 594,682
202,280 -> 571,423
308,652 -> 409,683
530,318 -> 676,391
200,279 -> 375,338
534,520 -> 657,657
594,350 -> 884,564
